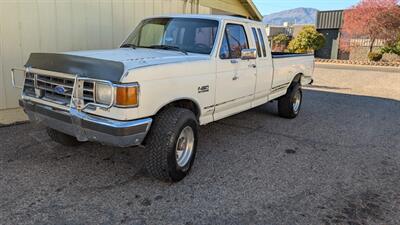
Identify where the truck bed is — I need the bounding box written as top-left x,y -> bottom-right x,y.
271,52 -> 314,89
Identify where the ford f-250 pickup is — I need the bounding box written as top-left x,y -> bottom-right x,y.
12,15 -> 314,182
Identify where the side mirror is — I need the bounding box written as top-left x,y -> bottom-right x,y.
241,49 -> 257,60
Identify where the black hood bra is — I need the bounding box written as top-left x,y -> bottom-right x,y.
25,53 -> 125,82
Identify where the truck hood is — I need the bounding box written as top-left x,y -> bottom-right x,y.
67,48 -> 209,70
25,48 -> 208,82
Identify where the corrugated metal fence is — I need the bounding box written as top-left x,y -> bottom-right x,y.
316,10 -> 343,29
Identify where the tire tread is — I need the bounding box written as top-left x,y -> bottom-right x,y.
278,83 -> 302,119
145,107 -> 197,181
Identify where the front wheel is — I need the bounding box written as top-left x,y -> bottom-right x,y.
145,107 -> 198,182
278,84 -> 302,119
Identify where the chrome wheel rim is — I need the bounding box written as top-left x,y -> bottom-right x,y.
175,126 -> 195,168
293,90 -> 301,113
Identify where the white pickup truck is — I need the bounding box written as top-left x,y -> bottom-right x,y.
13,15 -> 314,182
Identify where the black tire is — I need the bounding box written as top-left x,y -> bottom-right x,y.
145,107 -> 198,182
278,83 -> 302,119
46,128 -> 81,147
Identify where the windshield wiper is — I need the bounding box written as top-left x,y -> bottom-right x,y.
148,45 -> 188,55
120,43 -> 137,49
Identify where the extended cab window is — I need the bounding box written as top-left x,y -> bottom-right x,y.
252,28 -> 262,57
123,18 -> 219,54
219,24 -> 249,59
257,28 -> 267,57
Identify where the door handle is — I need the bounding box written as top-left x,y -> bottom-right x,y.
230,59 -> 239,64
232,72 -> 239,81
249,64 -> 257,68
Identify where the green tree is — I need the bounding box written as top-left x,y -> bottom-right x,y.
288,26 -> 325,53
381,36 -> 400,56
273,33 -> 291,46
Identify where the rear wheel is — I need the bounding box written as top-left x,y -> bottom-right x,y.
278,84 -> 302,119
145,107 -> 198,182
46,128 -> 81,147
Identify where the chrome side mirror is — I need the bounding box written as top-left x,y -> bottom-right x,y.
241,49 -> 257,60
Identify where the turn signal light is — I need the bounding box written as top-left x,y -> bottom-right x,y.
115,85 -> 139,107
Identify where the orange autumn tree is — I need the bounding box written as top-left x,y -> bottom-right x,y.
341,0 -> 400,53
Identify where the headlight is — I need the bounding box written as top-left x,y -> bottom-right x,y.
94,82 -> 139,107
95,82 -> 113,105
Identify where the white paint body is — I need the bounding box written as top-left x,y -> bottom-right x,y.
67,15 -> 315,125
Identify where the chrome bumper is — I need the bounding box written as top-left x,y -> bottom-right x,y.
20,99 -> 152,147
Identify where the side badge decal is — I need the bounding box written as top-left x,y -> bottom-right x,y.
198,85 -> 209,93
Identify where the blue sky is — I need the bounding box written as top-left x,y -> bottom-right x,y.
253,0 -> 360,15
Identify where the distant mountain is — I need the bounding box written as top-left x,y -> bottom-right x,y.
263,8 -> 318,25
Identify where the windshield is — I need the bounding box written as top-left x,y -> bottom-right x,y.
122,18 -> 219,55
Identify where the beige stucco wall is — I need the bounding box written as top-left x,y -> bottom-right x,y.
349,47 -> 400,62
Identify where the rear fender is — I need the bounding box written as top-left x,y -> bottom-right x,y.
292,73 -> 312,86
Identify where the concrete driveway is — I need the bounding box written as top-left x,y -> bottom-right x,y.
1,66 -> 399,225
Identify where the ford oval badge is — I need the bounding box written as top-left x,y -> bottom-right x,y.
54,85 -> 66,95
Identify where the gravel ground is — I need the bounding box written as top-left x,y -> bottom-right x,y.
1,67 -> 399,225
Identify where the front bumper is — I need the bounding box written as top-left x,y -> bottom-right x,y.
19,99 -> 152,147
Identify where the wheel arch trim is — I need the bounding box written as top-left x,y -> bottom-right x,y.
152,97 -> 202,119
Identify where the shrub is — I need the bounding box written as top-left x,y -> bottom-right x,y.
273,34 -> 291,46
381,37 -> 400,56
287,26 -> 325,53
368,52 -> 383,61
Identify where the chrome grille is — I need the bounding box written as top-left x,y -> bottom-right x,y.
23,72 -> 95,106
23,72 -> 35,96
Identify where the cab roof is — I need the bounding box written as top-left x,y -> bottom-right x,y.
145,14 -> 265,26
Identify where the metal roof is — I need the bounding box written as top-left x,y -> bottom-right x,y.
316,10 -> 344,29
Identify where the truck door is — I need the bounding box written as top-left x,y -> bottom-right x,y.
214,23 -> 257,120
251,27 -> 274,107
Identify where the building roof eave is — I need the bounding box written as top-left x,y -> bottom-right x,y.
240,0 -> 263,21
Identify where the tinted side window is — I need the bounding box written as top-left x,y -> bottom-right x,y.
252,28 -> 262,57
225,24 -> 249,59
257,28 -> 267,57
219,34 -> 230,59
